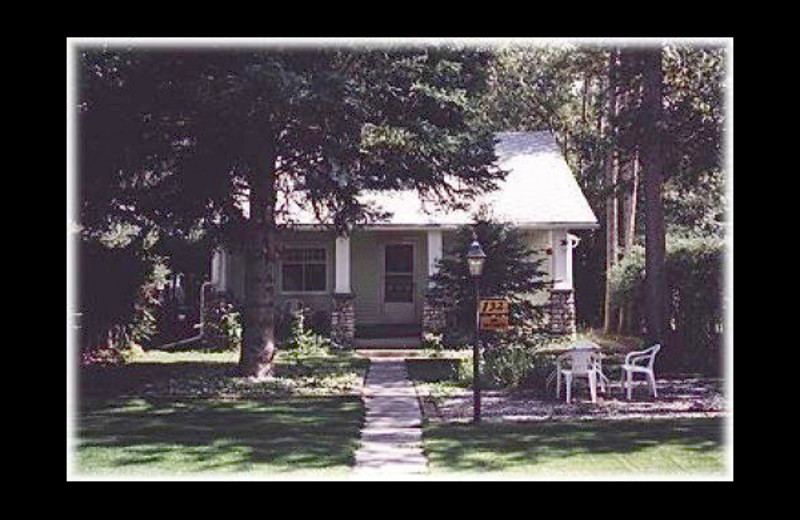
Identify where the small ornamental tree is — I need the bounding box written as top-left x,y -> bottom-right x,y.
428,217 -> 550,346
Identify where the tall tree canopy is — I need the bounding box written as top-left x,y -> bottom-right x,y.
473,43 -> 726,334
76,46 -> 504,376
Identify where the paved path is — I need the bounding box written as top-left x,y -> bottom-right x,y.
354,358 -> 428,476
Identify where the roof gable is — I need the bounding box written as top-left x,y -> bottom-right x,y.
265,131 -> 598,228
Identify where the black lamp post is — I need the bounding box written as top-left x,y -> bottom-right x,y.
466,233 -> 487,423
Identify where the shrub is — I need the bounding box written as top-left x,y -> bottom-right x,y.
429,218 -> 550,340
406,358 -> 464,382
203,294 -> 243,350
608,234 -> 725,374
482,344 -> 547,389
441,329 -> 474,350
281,305 -> 333,361
309,310 -> 331,337
77,232 -> 168,365
421,332 -> 445,355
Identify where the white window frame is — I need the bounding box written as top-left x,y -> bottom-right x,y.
279,244 -> 330,295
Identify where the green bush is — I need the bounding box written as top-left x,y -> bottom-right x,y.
406,358 -> 464,382
429,218 -> 550,342
441,329 -> 474,350
202,294 -> 243,350
421,332 -> 446,355
281,306 -> 333,362
78,232 -> 169,365
608,234 -> 725,374
482,344 -> 545,389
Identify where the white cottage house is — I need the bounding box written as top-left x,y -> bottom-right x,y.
210,131 -> 598,347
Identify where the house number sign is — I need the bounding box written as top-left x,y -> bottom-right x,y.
479,298 -> 510,331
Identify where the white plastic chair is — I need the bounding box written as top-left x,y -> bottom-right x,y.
556,349 -> 605,404
620,344 -> 661,400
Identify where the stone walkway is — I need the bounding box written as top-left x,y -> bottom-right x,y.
354,357 -> 428,476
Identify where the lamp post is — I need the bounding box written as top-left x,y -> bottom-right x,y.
467,232 -> 487,423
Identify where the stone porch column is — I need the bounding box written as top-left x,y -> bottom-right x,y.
549,229 -> 577,335
331,236 -> 355,346
422,229 -> 446,335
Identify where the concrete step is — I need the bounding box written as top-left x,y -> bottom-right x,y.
353,337 -> 421,349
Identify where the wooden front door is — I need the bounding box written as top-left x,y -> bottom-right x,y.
382,243 -> 416,323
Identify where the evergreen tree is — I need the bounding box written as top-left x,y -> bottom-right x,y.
641,48 -> 667,345
76,46 -> 504,377
428,218 -> 549,344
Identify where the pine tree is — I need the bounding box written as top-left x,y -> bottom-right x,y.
428,218 -> 549,343
77,47 -> 504,378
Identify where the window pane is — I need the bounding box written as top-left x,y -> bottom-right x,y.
385,245 -> 413,273
281,247 -> 327,292
283,249 -> 304,262
282,264 -> 303,292
385,274 -> 413,302
304,264 -> 326,291
305,248 -> 326,262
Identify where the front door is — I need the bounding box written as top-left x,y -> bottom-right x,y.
382,243 -> 416,323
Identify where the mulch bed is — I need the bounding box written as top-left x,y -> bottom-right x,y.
417,378 -> 728,423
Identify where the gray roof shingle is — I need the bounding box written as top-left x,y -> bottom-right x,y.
267,131 -> 599,229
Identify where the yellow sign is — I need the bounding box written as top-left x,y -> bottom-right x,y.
479,298 -> 510,331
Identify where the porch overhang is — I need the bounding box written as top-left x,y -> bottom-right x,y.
283,221 -> 600,232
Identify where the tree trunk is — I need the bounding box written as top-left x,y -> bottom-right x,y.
578,72 -> 589,177
620,150 -> 639,255
603,49 -> 620,334
239,141 -> 279,379
582,72 -> 589,123
641,48 -> 667,346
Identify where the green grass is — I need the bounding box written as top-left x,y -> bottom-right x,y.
423,417 -> 726,476
79,348 -> 369,399
76,395 -> 363,476
74,348 -> 367,476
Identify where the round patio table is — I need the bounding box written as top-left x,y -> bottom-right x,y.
549,342 -> 610,402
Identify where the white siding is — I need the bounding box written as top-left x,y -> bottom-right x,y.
218,227 -> 559,324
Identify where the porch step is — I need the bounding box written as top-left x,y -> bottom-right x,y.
356,324 -> 421,339
353,336 -> 422,349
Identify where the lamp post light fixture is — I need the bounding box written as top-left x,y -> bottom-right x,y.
466,232 -> 487,422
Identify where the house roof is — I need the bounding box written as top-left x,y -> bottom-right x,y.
270,131 -> 598,229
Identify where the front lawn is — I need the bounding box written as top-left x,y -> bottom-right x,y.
79,348 -> 369,399
76,395 -> 363,476
72,348 -> 367,476
423,417 -> 726,476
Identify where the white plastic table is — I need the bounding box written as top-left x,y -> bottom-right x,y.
549,342 -> 611,403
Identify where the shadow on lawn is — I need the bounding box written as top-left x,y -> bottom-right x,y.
77,395 -> 364,473
424,417 -> 725,472
79,353 -> 367,399
79,360 -> 236,398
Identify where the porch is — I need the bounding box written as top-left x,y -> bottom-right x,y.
210,226 -> 580,347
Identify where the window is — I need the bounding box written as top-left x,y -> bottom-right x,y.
281,247 -> 327,293
384,244 -> 414,303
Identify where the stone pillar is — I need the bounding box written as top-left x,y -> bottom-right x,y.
332,235 -> 354,346
331,293 -> 355,347
422,294 -> 447,335
549,288 -> 576,335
